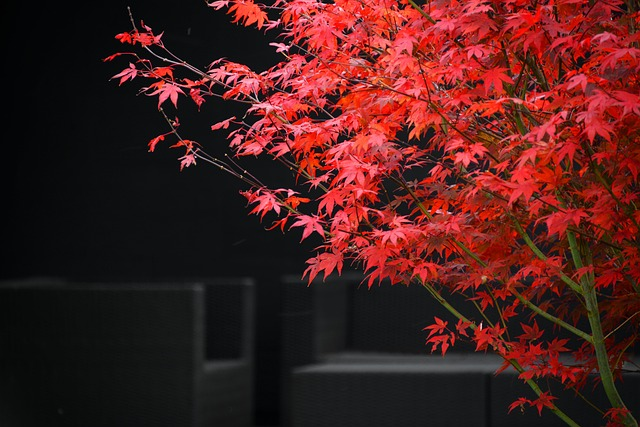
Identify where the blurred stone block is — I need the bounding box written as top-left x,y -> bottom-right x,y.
290,353 -> 501,427
0,278 -> 254,427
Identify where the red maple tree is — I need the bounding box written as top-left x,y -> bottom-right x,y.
107,0 -> 640,425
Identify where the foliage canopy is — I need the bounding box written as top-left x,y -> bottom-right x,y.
108,0 -> 640,424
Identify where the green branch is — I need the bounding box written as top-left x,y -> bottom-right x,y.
566,231 -> 638,427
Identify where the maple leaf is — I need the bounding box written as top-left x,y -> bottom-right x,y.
169,139 -> 197,151
566,73 -> 589,93
178,153 -> 196,170
114,32 -> 133,44
518,321 -> 543,343
206,0 -> 229,10
546,338 -> 569,356
466,44 -> 491,60
425,333 -> 452,356
189,88 -> 206,110
612,90 -> 640,117
531,392 -> 557,416
248,190 -> 282,219
211,116 -> 237,131
605,407 -> 633,426
424,317 -> 453,355
290,214 -> 325,241
544,209 -> 589,237
575,110 -> 614,143
147,134 -> 166,152
507,180 -> 539,206
127,26 -> 164,47
112,63 -> 138,85
455,319 -> 472,337
423,317 -> 448,338
148,82 -> 185,109
303,250 -> 344,282
481,68 -> 514,95
413,262 -> 439,283
152,66 -> 174,79
474,324 -> 507,352
508,397 -> 531,414
226,0 -> 268,29
594,267 -> 624,289
599,48 -> 640,72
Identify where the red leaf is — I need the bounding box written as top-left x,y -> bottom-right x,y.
481,67 -> 514,95
112,63 -> 138,85
147,134 -> 165,152
423,317 -> 448,338
290,215 -> 325,241
303,250 -> 344,283
518,321 -> 543,343
149,82 -> 185,109
211,116 -> 237,131
531,392 -> 557,416
226,0 -> 268,29
178,153 -> 196,170
508,397 -> 531,414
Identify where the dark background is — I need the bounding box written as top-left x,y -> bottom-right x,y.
2,2 -> 317,425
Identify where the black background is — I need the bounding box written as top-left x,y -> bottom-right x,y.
2,2 -> 317,425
